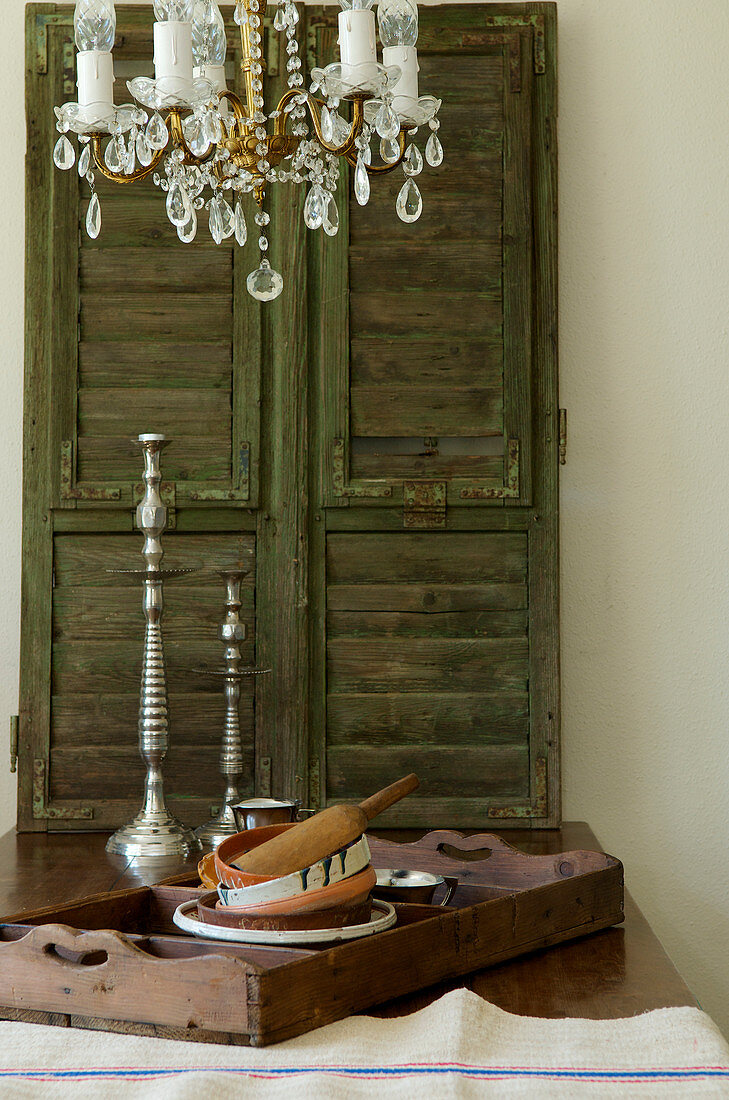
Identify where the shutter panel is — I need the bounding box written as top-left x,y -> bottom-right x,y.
307,3 -> 558,825
20,5 -> 262,829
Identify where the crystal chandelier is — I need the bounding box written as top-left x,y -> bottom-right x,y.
53,0 -> 444,301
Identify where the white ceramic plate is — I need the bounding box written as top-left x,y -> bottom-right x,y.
172,898 -> 397,946
218,835 -> 371,907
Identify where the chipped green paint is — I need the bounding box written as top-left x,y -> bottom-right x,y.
459,439 -> 520,500
32,759 -> 93,820
488,758 -> 548,820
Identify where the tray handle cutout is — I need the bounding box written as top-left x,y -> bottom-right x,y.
11,924 -> 148,969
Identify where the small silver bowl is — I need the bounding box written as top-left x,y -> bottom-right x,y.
374,869 -> 457,906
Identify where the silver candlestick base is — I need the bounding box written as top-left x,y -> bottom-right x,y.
190,565 -> 270,850
106,434 -> 201,860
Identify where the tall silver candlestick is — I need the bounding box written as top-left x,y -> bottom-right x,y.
106,434 -> 201,859
192,566 -> 269,849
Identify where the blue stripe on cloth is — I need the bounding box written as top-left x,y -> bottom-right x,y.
0,1066 -> 728,1082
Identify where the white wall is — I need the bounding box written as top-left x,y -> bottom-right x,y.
1,0 -> 728,1036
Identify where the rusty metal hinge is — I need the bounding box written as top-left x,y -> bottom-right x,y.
32,759 -> 93,820
9,716 -> 18,774
488,758 -> 548,820
403,480 -> 447,529
258,755 -> 272,798
559,409 -> 567,465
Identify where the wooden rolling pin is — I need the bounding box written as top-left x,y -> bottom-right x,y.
232,774 -> 419,877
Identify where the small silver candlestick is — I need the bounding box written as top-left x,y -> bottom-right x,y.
191,566 -> 269,849
106,434 -> 201,859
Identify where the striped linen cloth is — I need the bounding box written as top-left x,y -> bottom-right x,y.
0,989 -> 727,1098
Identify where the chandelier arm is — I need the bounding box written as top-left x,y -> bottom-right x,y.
166,108 -> 218,168
272,89 -> 366,158
307,95 -> 366,157
343,128 -> 408,174
90,137 -> 166,184
219,90 -> 249,125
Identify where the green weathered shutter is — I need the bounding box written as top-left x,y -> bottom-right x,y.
307,3 -> 558,825
21,5 -> 262,830
20,3 -> 558,831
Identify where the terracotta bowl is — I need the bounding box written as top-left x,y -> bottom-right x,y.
217,835 -> 372,906
214,823 -> 298,888
196,866 -> 376,931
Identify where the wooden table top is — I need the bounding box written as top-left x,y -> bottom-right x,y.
0,821 -> 695,1021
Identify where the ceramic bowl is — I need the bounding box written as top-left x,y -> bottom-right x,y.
217,834 -> 372,907
214,823 -> 297,888
197,866 -> 376,931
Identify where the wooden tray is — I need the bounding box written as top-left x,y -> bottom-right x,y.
0,831 -> 623,1047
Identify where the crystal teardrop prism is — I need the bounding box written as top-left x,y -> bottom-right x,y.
136,130 -> 154,167
234,201 -> 247,246
323,193 -> 339,236
403,142 -> 423,177
219,198 -> 236,238
380,136 -> 400,164
354,155 -> 370,206
204,111 -> 222,146
425,132 -> 444,167
77,143 -> 91,178
209,197 -> 224,244
86,192 -> 101,239
166,179 -> 192,227
304,184 -> 325,229
124,141 -> 136,175
104,139 -> 122,172
184,115 -> 210,158
374,102 -> 400,141
146,112 -> 169,151
396,177 -> 422,223
320,105 -> 334,144
177,208 -> 198,243
247,260 -> 284,301
274,6 -> 285,30
53,134 -> 75,170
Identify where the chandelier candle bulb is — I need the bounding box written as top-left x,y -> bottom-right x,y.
382,45 -> 419,117
154,21 -> 194,92
76,50 -> 115,108
338,9 -> 378,86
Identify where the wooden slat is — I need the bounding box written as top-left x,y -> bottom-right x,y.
76,437 -> 232,482
53,533 -> 255,587
52,589 -> 254,643
350,291 -> 502,339
327,637 -> 529,693
52,637 -> 256,694
349,244 -> 501,294
77,388 -> 231,437
326,745 -> 528,799
326,609 -> 526,638
350,454 -> 505,480
80,248 -> 232,293
327,691 -> 528,746
351,337 -> 502,386
350,384 -> 502,437
79,342 -> 232,388
51,692 -> 254,747
349,191 -> 502,244
80,294 -> 232,341
327,583 -> 526,612
417,55 -> 505,101
327,532 -> 527,584
49,744 -> 254,801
